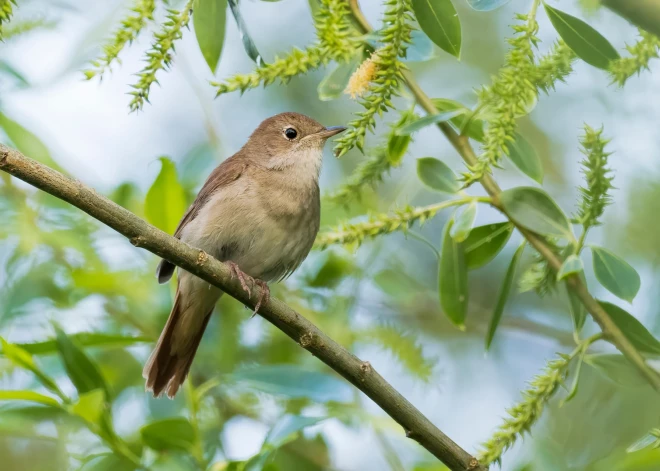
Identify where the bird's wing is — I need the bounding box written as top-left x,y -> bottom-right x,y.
156,157 -> 248,283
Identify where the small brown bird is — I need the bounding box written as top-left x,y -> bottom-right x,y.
143,112 -> 346,397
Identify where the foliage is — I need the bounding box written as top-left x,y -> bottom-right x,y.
2,0 -> 660,470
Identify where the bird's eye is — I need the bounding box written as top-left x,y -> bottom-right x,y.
284,128 -> 298,140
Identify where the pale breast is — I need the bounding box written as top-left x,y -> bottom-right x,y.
179,166 -> 320,282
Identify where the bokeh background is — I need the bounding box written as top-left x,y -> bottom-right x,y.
2,0 -> 660,470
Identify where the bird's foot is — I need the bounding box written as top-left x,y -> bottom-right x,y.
228,261 -> 252,296
251,279 -> 270,317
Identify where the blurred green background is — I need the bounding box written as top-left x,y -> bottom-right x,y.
1,0 -> 660,470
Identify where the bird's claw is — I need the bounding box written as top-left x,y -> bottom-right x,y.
228,261 -> 251,296
252,279 -> 270,317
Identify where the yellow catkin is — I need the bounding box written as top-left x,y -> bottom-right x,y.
345,52 -> 379,99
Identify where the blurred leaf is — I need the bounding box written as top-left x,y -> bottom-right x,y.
585,354 -> 648,388
69,389 -> 105,425
396,110 -> 464,136
373,266 -> 422,299
193,0 -> 228,73
79,454 -> 136,471
228,365 -> 352,403
486,242 -> 524,349
0,112 -> 63,172
0,60 -> 29,87
439,219 -> 468,329
431,98 -> 485,142
140,417 -> 195,452
500,186 -> 572,238
450,202 -> 477,242
404,30 -> 435,62
145,157 -> 187,235
628,429 -> 660,453
544,4 -> 619,70
227,0 -> 264,65
599,301 -> 660,355
591,246 -> 641,302
567,274 -> 587,332
0,338 -> 63,397
263,414 -> 324,449
14,333 -> 151,355
465,0 -> 512,11
54,325 -> 110,398
318,56 -> 361,101
306,251 -> 354,288
0,390 -> 60,407
416,157 -> 460,193
506,133 -> 543,184
557,254 -> 584,281
109,182 -> 143,215
463,222 -> 514,270
411,0 -> 461,58
560,353 -> 584,406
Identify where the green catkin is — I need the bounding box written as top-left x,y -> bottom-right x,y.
332,0 -> 414,157
129,0 -> 193,112
610,30 -> 660,86
0,0 -> 16,39
85,0 -> 156,80
478,354 -> 570,466
212,0 -> 357,96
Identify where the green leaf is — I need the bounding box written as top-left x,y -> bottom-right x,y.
11,333 -> 151,356
411,0 -> 462,58
591,246 -> 641,302
628,430 -> 660,453
506,133 -> 543,184
227,0 -> 264,65
387,131 -> 412,167
557,254 -> 584,281
0,112 -> 63,172
54,325 -> 110,398
500,187 -> 572,238
585,354 -> 648,388
306,251 -> 355,288
465,0 -> 512,11
263,415 -> 325,449
145,157 -> 187,235
193,0 -> 228,73
599,301 -> 660,355
439,219 -> 468,329
486,242 -> 524,349
318,56 -> 361,101
228,365 -> 352,403
463,222 -> 514,270
544,4 -> 619,70
566,274 -> 587,332
396,110 -> 464,135
0,390 -> 60,407
0,338 -> 63,397
69,389 -> 105,425
79,454 -> 136,471
416,157 -> 460,193
141,417 -> 195,452
450,202 -> 477,242
431,98 -> 485,142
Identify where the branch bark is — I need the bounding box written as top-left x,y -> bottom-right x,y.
0,144 -> 486,471
347,0 -> 660,392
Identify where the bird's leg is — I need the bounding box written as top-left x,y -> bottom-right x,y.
227,261 -> 252,296
251,279 -> 270,317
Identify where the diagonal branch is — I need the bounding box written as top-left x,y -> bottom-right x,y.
347,0 -> 660,392
0,144 -> 486,471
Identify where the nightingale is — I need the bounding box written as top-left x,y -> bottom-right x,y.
143,112 -> 346,398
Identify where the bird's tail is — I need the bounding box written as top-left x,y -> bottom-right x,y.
143,281 -> 219,398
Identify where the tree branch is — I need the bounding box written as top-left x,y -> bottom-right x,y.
0,144 -> 486,471
348,0 -> 660,392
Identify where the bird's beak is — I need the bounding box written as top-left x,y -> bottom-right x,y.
317,126 -> 347,139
